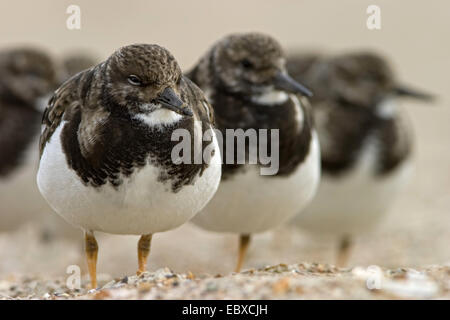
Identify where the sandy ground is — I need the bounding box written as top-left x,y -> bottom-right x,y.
0,1 -> 449,299
1,263 -> 449,300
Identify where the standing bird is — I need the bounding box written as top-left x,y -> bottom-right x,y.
287,52 -> 434,266
37,44 -> 222,288
0,48 -> 60,231
187,33 -> 320,272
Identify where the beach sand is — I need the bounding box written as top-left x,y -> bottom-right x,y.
0,0 -> 448,299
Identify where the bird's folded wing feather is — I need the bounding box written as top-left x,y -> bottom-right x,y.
39,72 -> 84,157
181,76 -> 215,127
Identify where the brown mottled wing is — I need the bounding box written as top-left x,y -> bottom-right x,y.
180,75 -> 215,127
39,72 -> 83,157
314,98 -> 377,175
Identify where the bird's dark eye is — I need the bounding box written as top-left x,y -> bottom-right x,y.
240,59 -> 253,69
127,75 -> 142,86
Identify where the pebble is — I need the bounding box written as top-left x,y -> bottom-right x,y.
0,264 -> 447,300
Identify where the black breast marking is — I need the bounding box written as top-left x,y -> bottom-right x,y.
376,117 -> 411,175
42,67 -> 214,193
0,102 -> 40,178
209,90 -> 312,180
319,103 -> 411,176
61,107 -> 211,193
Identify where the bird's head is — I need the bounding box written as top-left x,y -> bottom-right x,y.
323,52 -> 434,107
211,33 -> 312,103
103,44 -> 192,119
0,48 -> 58,106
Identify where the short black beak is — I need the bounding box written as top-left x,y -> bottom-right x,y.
273,72 -> 313,97
155,87 -> 193,116
394,85 -> 435,102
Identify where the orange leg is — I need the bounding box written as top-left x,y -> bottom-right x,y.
137,234 -> 153,275
85,231 -> 98,289
235,234 -> 251,272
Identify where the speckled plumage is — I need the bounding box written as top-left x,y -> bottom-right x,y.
40,44 -> 216,192
0,48 -> 58,177
286,52 -> 418,176
37,44 -> 222,286
189,33 -> 286,95
289,51 -> 433,260
188,33 -> 320,271
187,33 -> 315,180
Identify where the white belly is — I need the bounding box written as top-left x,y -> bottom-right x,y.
37,123 -> 222,235
192,132 -> 320,234
292,136 -> 413,236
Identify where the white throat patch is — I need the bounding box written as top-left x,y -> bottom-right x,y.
376,98 -> 398,119
251,90 -> 289,105
133,104 -> 183,128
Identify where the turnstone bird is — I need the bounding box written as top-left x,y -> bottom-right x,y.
37,44 -> 222,288
287,52 -> 434,266
0,48 -> 60,231
187,33 -> 321,272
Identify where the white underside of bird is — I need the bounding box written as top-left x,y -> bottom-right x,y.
192,131 -> 321,234
292,131 -> 413,236
37,117 -> 222,235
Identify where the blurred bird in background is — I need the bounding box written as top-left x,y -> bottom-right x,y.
0,48 -> 97,241
37,44 -> 222,288
188,33 -> 320,272
287,51 -> 434,266
0,48 -> 60,233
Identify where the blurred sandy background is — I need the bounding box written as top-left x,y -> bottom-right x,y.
0,1 -> 448,279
